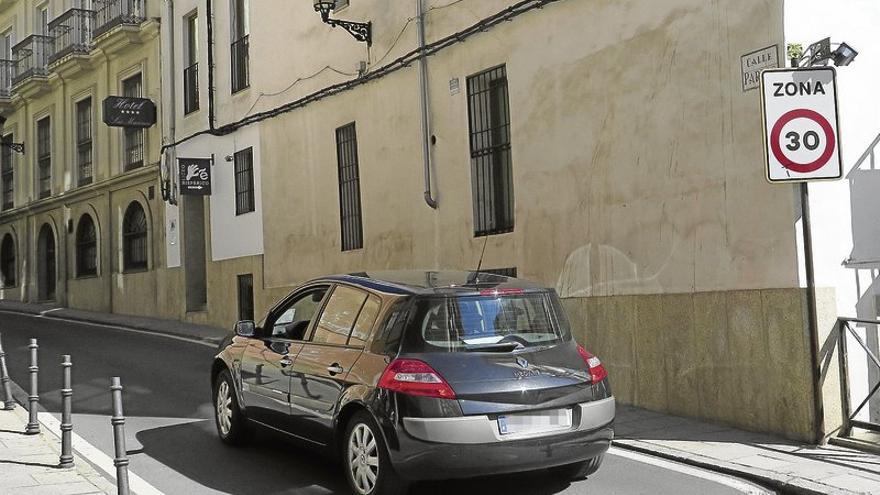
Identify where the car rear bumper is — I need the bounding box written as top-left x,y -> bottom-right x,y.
389,397 -> 614,480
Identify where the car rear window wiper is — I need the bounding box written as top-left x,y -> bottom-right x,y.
457,341 -> 523,352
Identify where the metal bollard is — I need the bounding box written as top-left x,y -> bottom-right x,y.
110,377 -> 130,495
25,339 -> 39,435
59,355 -> 73,468
0,333 -> 14,410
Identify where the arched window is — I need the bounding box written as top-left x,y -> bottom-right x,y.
0,233 -> 15,287
76,214 -> 97,277
122,202 -> 148,271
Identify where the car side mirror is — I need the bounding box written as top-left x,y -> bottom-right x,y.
234,320 -> 256,337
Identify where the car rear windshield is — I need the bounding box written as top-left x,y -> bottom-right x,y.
401,291 -> 569,352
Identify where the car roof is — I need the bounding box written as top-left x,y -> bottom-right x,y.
318,270 -> 547,296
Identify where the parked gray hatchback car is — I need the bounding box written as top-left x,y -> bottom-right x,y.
211,270 -> 614,495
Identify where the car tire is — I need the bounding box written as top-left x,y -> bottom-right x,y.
213,369 -> 248,446
552,454 -> 604,480
343,410 -> 409,495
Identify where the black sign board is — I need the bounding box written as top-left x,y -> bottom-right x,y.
102,96 -> 157,128
178,158 -> 212,195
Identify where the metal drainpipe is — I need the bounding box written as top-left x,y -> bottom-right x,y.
161,0 -> 177,204
417,0 -> 438,209
206,0 -> 216,130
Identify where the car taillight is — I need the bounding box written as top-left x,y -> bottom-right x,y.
377,359 -> 457,399
577,345 -> 608,383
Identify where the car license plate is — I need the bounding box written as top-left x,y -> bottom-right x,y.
497,408 -> 573,436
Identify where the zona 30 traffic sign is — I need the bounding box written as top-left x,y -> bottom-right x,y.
760,67 -> 842,183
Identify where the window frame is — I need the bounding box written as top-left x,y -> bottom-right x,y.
1,133 -> 13,210
335,122 -> 363,252
0,233 -> 15,288
261,284 -> 332,341
466,64 -> 514,237
233,146 -> 255,215
75,214 -> 98,278
230,0 -> 249,93
122,201 -> 148,272
75,97 -> 93,186
36,116 -> 51,199
121,73 -> 145,170
183,11 -> 199,114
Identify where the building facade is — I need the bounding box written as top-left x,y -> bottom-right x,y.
0,0 -> 163,314
3,0 -> 868,443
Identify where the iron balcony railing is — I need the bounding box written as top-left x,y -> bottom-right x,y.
49,8 -> 96,64
12,35 -> 52,86
0,59 -> 15,98
231,35 -> 249,93
183,62 -> 199,114
94,0 -> 145,38
837,317 -> 880,437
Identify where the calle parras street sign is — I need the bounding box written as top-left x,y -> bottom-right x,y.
760,67 -> 842,183
102,96 -> 157,128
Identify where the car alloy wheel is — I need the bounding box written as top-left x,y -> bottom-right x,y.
347,423 -> 380,494
216,380 -> 233,436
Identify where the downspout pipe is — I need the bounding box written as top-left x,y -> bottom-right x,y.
161,0 -> 177,204
417,0 -> 438,209
206,0 -> 216,130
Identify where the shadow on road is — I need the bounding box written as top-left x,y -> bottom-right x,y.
136,420 -> 575,495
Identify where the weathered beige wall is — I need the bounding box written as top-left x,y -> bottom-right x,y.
563,288 -> 826,442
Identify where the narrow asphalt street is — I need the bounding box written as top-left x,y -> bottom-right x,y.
0,311 -> 770,494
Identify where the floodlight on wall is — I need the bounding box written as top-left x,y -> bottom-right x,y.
792,37 -> 859,67
0,115 -> 25,154
313,0 -> 371,45
831,42 -> 858,67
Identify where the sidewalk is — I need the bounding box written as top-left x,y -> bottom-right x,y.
0,300 -> 228,347
615,405 -> 880,495
3,300 -> 880,494
0,403 -> 114,495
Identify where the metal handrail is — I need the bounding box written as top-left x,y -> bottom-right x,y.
12,35 -> 53,86
837,317 -> 880,437
94,0 -> 145,38
49,8 -> 96,64
0,59 -> 15,97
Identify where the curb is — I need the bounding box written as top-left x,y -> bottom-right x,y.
612,439 -> 855,495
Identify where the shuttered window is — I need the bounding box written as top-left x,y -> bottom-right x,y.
336,123 -> 363,251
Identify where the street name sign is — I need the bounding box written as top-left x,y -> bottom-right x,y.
741,45 -> 779,91
760,67 -> 842,183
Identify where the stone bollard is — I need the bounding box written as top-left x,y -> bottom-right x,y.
0,333 -> 14,410
59,355 -> 73,468
25,339 -> 39,435
110,377 -> 130,495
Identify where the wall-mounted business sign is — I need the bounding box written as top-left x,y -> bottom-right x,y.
741,45 -> 780,92
102,96 -> 157,128
178,158 -> 212,195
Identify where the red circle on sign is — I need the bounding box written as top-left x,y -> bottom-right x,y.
770,109 -> 836,173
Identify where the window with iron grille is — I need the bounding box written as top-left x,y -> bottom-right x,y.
230,0 -> 249,92
0,233 -> 14,287
467,65 -> 514,237
37,117 -> 51,198
336,122 -> 363,251
183,13 -> 199,114
76,98 -> 93,186
1,134 -> 13,210
483,267 -> 517,278
76,214 -> 98,277
234,147 -> 255,215
122,74 -> 144,170
122,201 -> 148,271
237,273 -> 254,321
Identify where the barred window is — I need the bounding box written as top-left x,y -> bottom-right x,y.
233,147 -> 255,215
76,98 -> 93,186
1,134 -> 13,210
183,13 -> 199,114
0,233 -> 15,287
76,214 -> 98,277
483,267 -> 517,278
230,0 -> 249,92
122,202 -> 148,271
467,65 -> 514,237
122,74 -> 144,170
336,123 -> 363,251
237,273 -> 254,321
37,117 -> 51,199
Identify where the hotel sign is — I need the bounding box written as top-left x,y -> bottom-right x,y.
102,96 -> 157,128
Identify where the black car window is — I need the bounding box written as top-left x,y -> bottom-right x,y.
266,286 -> 329,340
311,285 -> 368,345
402,292 -> 565,352
349,294 -> 381,347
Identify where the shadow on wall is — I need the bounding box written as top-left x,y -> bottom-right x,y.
555,242 -> 669,297
843,132 -> 880,426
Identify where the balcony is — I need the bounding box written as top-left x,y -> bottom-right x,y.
94,0 -> 146,38
49,8 -> 96,66
0,59 -> 14,98
12,35 -> 52,97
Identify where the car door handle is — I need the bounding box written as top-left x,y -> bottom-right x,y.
326,363 -> 344,375
280,358 -> 292,367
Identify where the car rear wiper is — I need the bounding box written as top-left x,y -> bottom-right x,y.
458,341 -> 523,352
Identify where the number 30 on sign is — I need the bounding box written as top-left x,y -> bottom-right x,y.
760,67 -> 843,183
